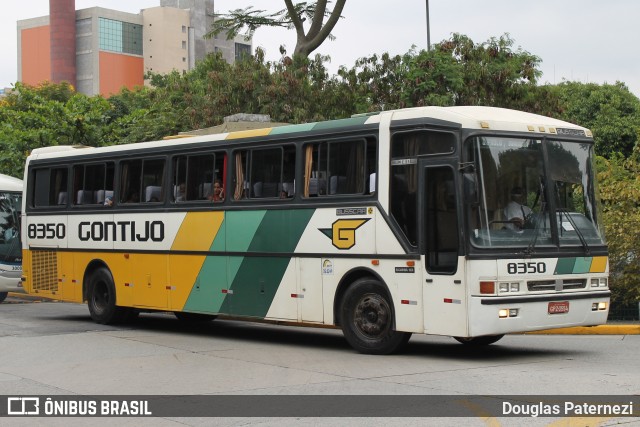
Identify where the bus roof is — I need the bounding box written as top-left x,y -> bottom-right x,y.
27,106 -> 591,161
0,174 -> 23,192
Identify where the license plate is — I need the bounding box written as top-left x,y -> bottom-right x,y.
548,301 -> 569,314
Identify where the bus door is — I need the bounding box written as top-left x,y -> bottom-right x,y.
420,163 -> 467,336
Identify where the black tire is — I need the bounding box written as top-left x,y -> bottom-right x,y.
0,292 -> 7,303
86,267 -> 128,324
174,312 -> 217,322
453,335 -> 504,346
340,278 -> 411,355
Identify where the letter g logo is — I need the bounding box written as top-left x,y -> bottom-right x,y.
319,218 -> 370,250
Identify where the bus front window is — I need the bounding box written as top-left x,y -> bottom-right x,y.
547,140 -> 605,247
466,137 -> 552,248
466,137 -> 605,250
0,192 -> 22,263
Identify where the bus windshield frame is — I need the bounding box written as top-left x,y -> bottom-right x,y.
465,135 -> 605,252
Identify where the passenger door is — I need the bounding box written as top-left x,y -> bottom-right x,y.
421,163 -> 467,336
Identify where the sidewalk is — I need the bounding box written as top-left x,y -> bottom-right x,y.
526,324 -> 640,335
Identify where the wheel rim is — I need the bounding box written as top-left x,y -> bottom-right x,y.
352,293 -> 391,339
91,281 -> 109,315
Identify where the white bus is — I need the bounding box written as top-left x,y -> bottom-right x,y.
21,107 -> 610,353
0,174 -> 23,303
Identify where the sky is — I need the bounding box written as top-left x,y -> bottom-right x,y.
1,0 -> 639,97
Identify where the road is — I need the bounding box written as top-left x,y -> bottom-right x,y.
0,295 -> 638,426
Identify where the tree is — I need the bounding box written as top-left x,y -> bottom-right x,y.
0,82 -> 113,177
596,150 -> 640,308
206,0 -> 346,59
338,34 -> 544,112
552,82 -> 640,157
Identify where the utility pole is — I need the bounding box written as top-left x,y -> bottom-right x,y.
426,0 -> 431,51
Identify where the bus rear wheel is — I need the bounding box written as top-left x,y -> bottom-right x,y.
87,267 -> 128,324
340,278 -> 411,355
453,335 -> 504,346
0,292 -> 7,303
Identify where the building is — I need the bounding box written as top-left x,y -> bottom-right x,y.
17,0 -> 252,97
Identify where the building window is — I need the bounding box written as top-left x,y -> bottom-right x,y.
235,43 -> 251,61
99,17 -> 143,55
182,25 -> 187,33
182,41 -> 187,49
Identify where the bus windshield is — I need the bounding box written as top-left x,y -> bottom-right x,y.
0,191 -> 22,263
467,136 -> 605,250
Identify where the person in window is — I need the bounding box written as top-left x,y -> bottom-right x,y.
175,183 -> 186,202
4,217 -> 18,241
208,179 -> 224,202
125,191 -> 139,203
104,196 -> 113,207
504,186 -> 532,231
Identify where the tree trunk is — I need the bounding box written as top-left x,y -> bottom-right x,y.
285,0 -> 347,58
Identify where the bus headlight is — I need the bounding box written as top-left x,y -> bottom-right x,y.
499,308 -> 519,318
590,278 -> 608,288
591,302 -> 608,311
498,282 -> 520,293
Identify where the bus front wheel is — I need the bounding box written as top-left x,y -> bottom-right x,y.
87,267 -> 128,324
453,335 -> 504,346
340,278 -> 411,355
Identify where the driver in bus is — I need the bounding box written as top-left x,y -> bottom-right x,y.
504,186 -> 532,231
3,216 -> 18,241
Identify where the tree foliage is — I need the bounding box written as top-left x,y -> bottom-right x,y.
553,81 -> 640,157
337,34 -> 546,113
0,82 -> 114,177
596,150 -> 640,307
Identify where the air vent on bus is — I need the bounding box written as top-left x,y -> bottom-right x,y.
527,279 -> 587,292
31,250 -> 59,293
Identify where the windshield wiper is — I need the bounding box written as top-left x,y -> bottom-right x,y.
523,179 -> 546,256
557,207 -> 590,255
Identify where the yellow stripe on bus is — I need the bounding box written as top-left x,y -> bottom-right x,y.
168,211 -> 224,310
171,211 -> 223,251
590,256 -> 607,273
225,128 -> 273,139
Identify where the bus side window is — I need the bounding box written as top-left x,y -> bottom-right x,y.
32,167 -> 73,208
142,159 -> 165,203
72,163 -> 114,206
303,138 -> 375,197
120,160 -> 142,203
250,147 -> 282,199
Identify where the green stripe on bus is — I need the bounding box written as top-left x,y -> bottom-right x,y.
220,209 -> 315,317
311,116 -> 370,130
184,256 -> 228,313
269,123 -> 317,135
184,210 -> 267,314
226,210 -> 267,252
572,257 -> 593,274
554,258 -> 576,275
183,209 -> 315,317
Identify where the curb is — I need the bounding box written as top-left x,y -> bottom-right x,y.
524,325 -> 640,335
6,292 -> 56,303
